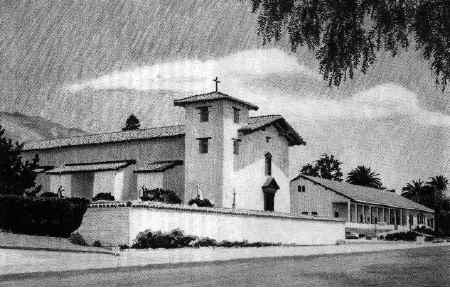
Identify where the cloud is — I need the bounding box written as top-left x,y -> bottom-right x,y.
66,49 -> 321,93
255,83 -> 450,127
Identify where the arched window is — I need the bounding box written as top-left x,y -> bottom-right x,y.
265,152 -> 272,176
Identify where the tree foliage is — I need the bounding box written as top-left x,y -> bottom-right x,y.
402,175 -> 449,234
346,165 -> 383,189
300,153 -> 343,181
0,125 -> 39,195
122,114 -> 141,131
249,0 -> 449,90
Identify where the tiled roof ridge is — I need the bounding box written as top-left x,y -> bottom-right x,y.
29,124 -> 185,143
174,91 -> 227,101
295,174 -> 434,213
23,124 -> 185,151
173,91 -> 259,110
249,114 -> 282,119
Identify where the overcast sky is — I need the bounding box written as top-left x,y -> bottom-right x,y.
1,0 -> 448,191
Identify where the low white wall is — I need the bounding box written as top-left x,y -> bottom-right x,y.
77,202 -> 345,246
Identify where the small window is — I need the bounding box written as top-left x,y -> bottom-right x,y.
233,139 -> 240,155
233,107 -> 240,123
266,136 -> 271,143
198,138 -> 209,154
297,185 -> 306,192
311,212 -> 318,216
265,152 -> 272,176
199,107 -> 209,122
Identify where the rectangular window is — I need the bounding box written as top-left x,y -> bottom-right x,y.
311,211 -> 318,216
233,139 -> 240,155
297,185 -> 306,192
198,107 -> 209,122
301,211 -> 309,215
233,107 -> 240,123
265,153 -> 272,176
198,138 -> 210,154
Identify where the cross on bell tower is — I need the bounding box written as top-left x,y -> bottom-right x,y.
213,77 -> 220,92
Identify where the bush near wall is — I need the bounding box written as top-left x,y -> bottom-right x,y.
140,187 -> 181,204
92,192 -> 115,201
0,195 -> 89,237
132,229 -> 281,249
188,197 -> 214,207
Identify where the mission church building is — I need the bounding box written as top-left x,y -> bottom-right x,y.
23,87 -> 304,213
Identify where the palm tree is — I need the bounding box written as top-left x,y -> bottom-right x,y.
427,175 -> 448,233
346,166 -> 383,189
401,179 -> 426,203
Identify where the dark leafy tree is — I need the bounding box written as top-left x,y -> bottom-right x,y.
426,175 -> 448,233
300,153 -> 343,181
248,0 -> 449,90
122,114 -> 141,131
300,163 -> 319,177
346,165 -> 383,189
401,179 -> 426,203
0,125 -> 39,195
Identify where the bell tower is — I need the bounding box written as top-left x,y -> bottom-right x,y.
174,79 -> 258,207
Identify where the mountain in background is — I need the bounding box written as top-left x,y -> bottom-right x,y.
0,0 -> 262,133
0,112 -> 85,144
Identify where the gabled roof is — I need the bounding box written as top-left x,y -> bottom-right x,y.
239,115 -> 306,146
134,160 -> 183,173
293,175 -> 434,213
174,91 -> 259,110
23,125 -> 185,151
47,160 -> 135,174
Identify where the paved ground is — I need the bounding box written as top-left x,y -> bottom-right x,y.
1,245 -> 449,286
1,241 -> 449,277
0,232 -> 112,254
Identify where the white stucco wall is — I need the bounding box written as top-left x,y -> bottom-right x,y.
137,172 -> 164,191
232,126 -> 290,212
290,177 -> 349,217
93,171 -> 116,198
49,174 -> 71,196
77,204 -> 345,246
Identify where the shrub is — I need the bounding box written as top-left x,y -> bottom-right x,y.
0,195 -> 89,237
414,226 -> 435,236
40,192 -> 58,197
69,232 -> 87,246
140,187 -> 181,204
384,231 -> 418,241
92,240 -> 102,247
92,192 -> 115,201
132,228 -> 282,249
188,197 -> 214,207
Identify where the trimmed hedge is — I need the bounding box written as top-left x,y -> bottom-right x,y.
383,231 -> 418,241
40,192 -> 58,198
140,187 -> 181,204
0,195 -> 89,237
188,198 -> 214,207
92,192 -> 115,201
132,228 -> 281,249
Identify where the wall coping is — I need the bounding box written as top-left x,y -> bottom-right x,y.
88,201 -> 344,223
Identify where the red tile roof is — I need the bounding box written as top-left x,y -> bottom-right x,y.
134,160 -> 183,173
47,160 -> 134,174
174,91 -> 259,110
293,175 -> 434,213
240,115 -> 306,146
23,125 -> 185,151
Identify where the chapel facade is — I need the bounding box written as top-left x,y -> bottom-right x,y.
22,90 -> 305,213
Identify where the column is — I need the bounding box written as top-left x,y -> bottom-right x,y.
347,201 -> 351,222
